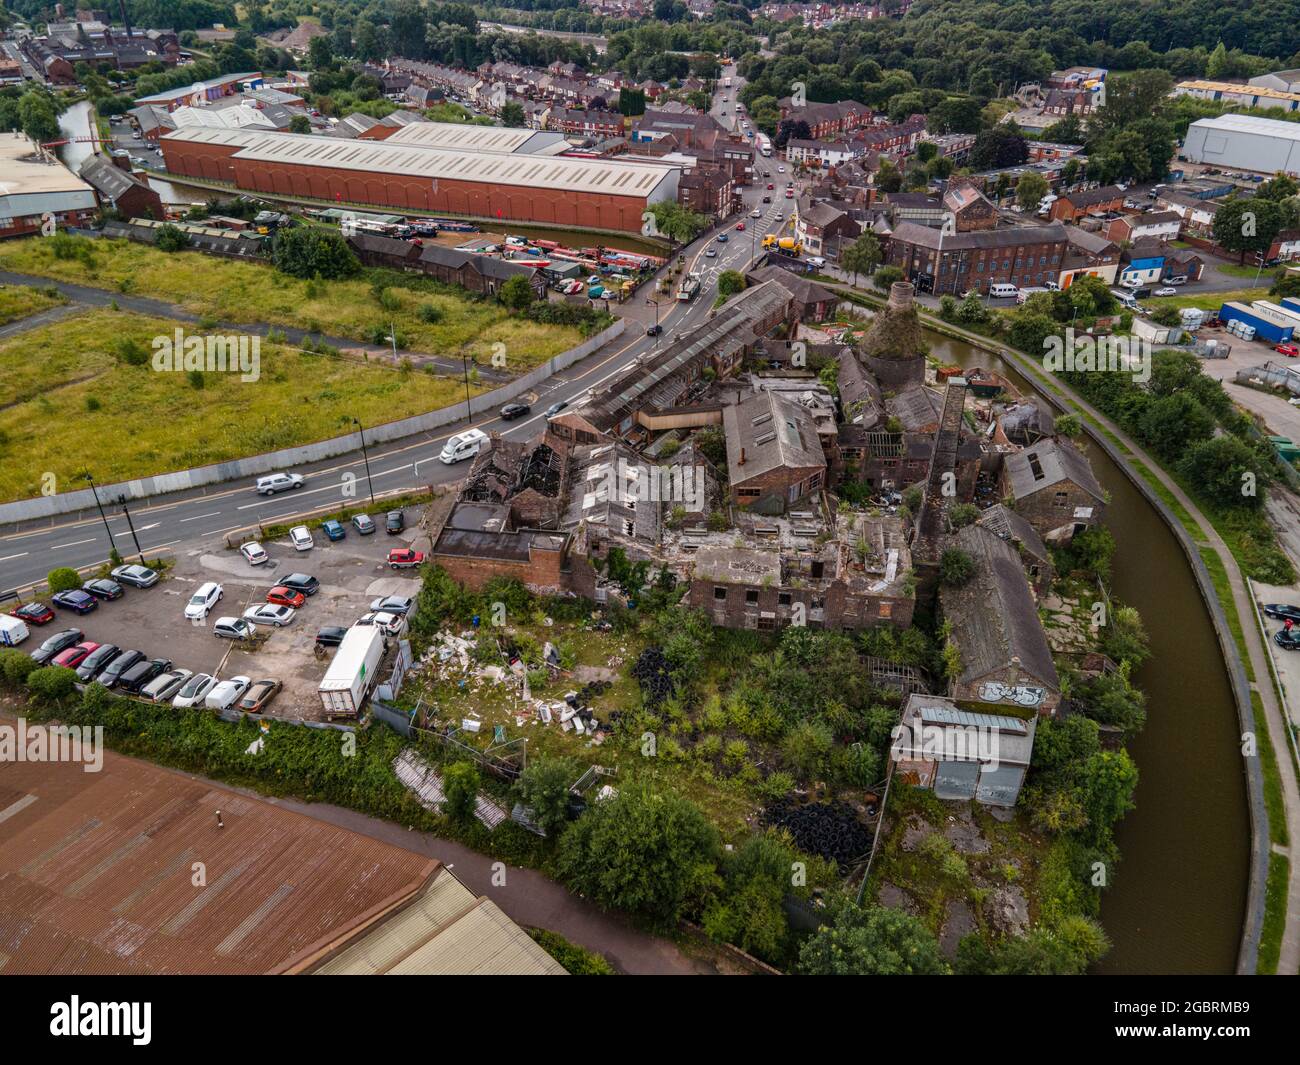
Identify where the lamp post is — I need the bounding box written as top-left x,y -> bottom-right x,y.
81,473 -> 117,557
352,417 -> 377,508
462,355 -> 473,423
116,494 -> 146,564
645,297 -> 660,345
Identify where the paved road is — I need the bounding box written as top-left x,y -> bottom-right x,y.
0,184 -> 786,594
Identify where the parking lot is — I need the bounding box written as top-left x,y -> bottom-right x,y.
24,505 -> 432,721
1253,579 -> 1300,731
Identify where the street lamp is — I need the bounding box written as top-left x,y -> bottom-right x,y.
116,494 -> 146,564
80,472 -> 117,557
352,417 -> 377,508
383,322 -> 398,361
461,355 -> 474,424
645,297 -> 660,345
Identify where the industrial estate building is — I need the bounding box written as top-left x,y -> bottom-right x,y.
1182,113 -> 1300,176
160,124 -> 681,232
0,132 -> 98,239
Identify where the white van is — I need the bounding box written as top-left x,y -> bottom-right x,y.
1111,288 -> 1138,310
989,283 -> 1019,299
439,428 -> 489,465
0,615 -> 30,646
1015,286 -> 1048,304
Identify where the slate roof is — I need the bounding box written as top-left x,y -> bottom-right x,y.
1004,438 -> 1105,502
889,220 -> 1068,251
725,388 -> 827,484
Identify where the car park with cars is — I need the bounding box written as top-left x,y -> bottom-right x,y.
52,589 -> 98,615
11,602 -> 54,625
99,649 -> 145,688
238,679 -> 282,713
31,628 -> 84,664
1275,343 -> 1300,358
1264,603 -> 1300,622
184,582 -> 223,620
119,657 -> 172,695
370,596 -> 414,615
111,564 -> 159,588
279,573 -> 319,597
322,520 -> 346,541
240,542 -> 269,565
266,586 -> 306,609
82,578 -> 124,601
315,626 -> 348,652
386,548 -> 425,569
357,611 -> 403,636
1275,629 -> 1300,650
244,603 -> 296,627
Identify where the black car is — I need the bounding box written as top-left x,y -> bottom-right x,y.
30,628 -> 84,664
385,510 -> 405,534
544,400 -> 569,419
1264,604 -> 1300,623
279,572 -> 319,597
76,643 -> 119,682
82,578 -> 125,601
98,649 -> 145,689
315,626 -> 348,651
500,402 -> 531,420
1275,629 -> 1300,651
119,657 -> 172,695
646,324 -> 662,337
51,589 -> 98,615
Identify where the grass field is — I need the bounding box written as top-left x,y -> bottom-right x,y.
0,308 -> 487,502
1143,285 -> 1269,313
0,283 -> 66,325
0,237 -> 584,371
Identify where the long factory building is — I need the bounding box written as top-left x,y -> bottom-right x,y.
159,121 -> 682,233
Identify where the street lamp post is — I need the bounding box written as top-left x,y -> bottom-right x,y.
352,417 -> 377,508
116,494 -> 146,564
645,297 -> 660,345
81,473 -> 117,558
461,355 -> 473,423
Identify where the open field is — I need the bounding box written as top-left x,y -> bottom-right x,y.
1143,285 -> 1269,313
0,282 -> 66,325
0,237 -> 584,371
0,308 -> 487,502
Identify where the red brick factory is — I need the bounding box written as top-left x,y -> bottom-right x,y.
159,124 -> 682,234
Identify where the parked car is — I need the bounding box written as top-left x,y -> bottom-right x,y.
266,586 -> 306,609
31,628 -> 84,664
213,617 -> 256,641
184,582 -> 223,621
321,519 -> 346,541
111,564 -> 159,588
279,573 -> 319,597
289,525 -> 314,551
387,548 -> 426,569
238,678 -> 282,713
369,595 -> 414,615
358,611 -> 403,636
255,472 -> 304,496
1153,286 -> 1178,297
51,641 -> 99,669
82,578 -> 124,601
99,649 -> 145,688
173,672 -> 218,708
142,668 -> 193,703
315,626 -> 348,651
351,514 -> 376,535
1264,604 -> 1300,622
500,402 -> 531,420
206,676 -> 252,710
119,657 -> 172,695
52,589 -> 98,615
11,601 -> 54,625
1275,343 -> 1300,358
75,642 -> 119,681
244,603 -> 296,627
240,542 -> 269,566
1275,629 -> 1300,651
385,511 -> 405,534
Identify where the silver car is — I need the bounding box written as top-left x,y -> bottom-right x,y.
142,668 -> 193,703
243,603 -> 296,627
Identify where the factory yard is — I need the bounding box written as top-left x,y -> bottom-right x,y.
0,236 -> 585,369
0,306 -> 487,502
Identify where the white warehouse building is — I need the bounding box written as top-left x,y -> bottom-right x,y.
1182,114 -> 1300,176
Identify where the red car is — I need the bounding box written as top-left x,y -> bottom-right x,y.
387,548 -> 426,569
266,586 -> 307,609
52,641 -> 99,669
1275,343 -> 1299,357
736,221 -> 746,231
766,183 -> 775,190
11,601 -> 55,625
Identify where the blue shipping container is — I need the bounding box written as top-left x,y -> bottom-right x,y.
1219,302 -> 1295,345
1282,296 -> 1300,318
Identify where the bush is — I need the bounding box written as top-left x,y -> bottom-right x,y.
26,665 -> 78,703
872,266 -> 904,292
939,548 -> 975,585
0,648 -> 39,687
417,302 -> 443,323
799,903 -> 949,975
442,760 -> 480,823
47,567 -> 83,593
155,224 -> 191,253
272,227 -> 360,280
514,754 -> 580,837
528,929 -> 616,974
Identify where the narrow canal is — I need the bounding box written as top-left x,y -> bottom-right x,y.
930,332 -> 1250,975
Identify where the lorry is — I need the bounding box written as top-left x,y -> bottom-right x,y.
318,624 -> 385,718
757,134 -> 772,158
1254,300 -> 1300,331
1219,301 -> 1296,345
676,271 -> 702,301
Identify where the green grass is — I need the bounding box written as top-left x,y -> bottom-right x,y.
1258,850 -> 1289,974
0,283 -> 66,325
1251,692 -> 1290,848
0,237 -> 583,372
0,308 -> 488,502
1143,285 -> 1269,314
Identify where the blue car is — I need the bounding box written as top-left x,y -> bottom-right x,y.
52,589 -> 98,615
321,519 -> 346,541
716,233 -> 729,242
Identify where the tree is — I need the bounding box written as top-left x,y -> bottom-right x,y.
841,231 -> 881,283
307,36 -> 334,71
289,113 -> 311,134
1213,196 -> 1283,265
1015,172 -> 1049,212
781,719 -> 834,781
155,223 -> 191,253
872,265 -> 903,292
1178,436 -> 1267,509
799,904 -> 949,975
499,273 -> 536,312
971,125 -> 1027,170
939,547 -> 975,585
618,87 -> 647,116
716,269 -> 745,299
1054,413 -> 1082,437
555,784 -> 720,928
514,755 -> 580,837
1080,749 -> 1139,843
442,761 -> 480,823
47,567 -> 83,593
1138,393 -> 1216,460
272,226 -> 360,280
500,101 -> 526,128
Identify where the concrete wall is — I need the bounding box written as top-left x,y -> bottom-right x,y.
0,320 -> 625,526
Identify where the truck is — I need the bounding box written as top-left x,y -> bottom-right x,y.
764,235 -> 802,255
757,134 -> 772,158
318,624 -> 385,719
676,271 -> 702,301
1219,301 -> 1296,345
1254,300 -> 1300,331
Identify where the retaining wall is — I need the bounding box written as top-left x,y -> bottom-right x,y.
0,319 -> 625,526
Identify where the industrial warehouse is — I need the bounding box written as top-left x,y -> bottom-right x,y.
159,124 -> 682,233
1181,113 -> 1300,175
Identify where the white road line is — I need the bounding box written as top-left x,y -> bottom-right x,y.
0,551 -> 29,561
179,511 -> 221,522
50,538 -> 96,550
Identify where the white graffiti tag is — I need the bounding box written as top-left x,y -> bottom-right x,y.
977,682 -> 1045,707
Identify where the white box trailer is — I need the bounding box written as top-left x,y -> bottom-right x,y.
318,625 -> 385,718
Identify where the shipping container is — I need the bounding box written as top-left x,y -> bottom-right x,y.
1251,300 -> 1300,330
1219,302 -> 1295,345
318,625 -> 385,718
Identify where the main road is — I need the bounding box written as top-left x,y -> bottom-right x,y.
0,183 -> 788,595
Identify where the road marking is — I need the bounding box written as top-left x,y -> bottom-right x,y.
50,538 -> 96,549
0,551 -> 28,561
180,511 -> 222,522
